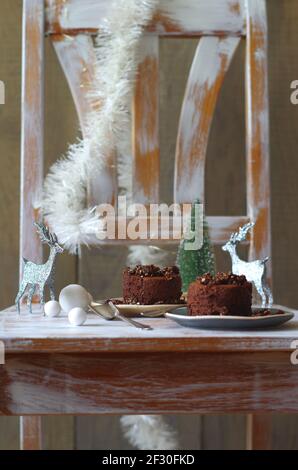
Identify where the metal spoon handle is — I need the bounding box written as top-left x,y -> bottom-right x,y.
90,302 -> 152,330
114,311 -> 152,330
88,304 -> 107,318
107,301 -> 152,330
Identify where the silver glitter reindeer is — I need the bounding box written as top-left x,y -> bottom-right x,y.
15,223 -> 64,314
222,222 -> 273,308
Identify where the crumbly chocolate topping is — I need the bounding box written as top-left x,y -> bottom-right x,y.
196,272 -> 248,286
125,264 -> 180,279
252,308 -> 284,317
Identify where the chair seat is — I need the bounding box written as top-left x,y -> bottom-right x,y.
1,304 -> 298,416
1,304 -> 298,353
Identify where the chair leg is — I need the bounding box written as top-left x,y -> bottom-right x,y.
246,414 -> 272,450
20,416 -> 43,450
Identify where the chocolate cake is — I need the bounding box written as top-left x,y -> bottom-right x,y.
123,265 -> 182,305
187,272 -> 252,316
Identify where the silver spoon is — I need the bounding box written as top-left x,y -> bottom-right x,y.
89,300 -> 152,330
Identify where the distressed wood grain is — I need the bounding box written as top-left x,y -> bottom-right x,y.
245,0 -> 271,275
202,415 -> 246,449
45,0 -> 245,36
20,416 -> 42,450
43,416 -> 75,450
1,306 -> 298,354
20,0 -> 44,271
1,350 -> 298,415
175,36 -> 240,204
52,33 -> 117,207
52,34 -> 95,132
76,416 -> 132,450
246,414 -> 272,450
132,36 -> 159,204
20,0 -> 45,451
245,0 -> 272,449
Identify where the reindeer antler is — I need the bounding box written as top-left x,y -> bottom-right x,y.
229,222 -> 255,244
34,222 -> 58,246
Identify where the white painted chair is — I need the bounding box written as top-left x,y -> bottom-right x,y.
18,0 -> 273,449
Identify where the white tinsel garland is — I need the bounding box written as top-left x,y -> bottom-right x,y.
43,0 -> 155,253
121,415 -> 178,450
42,0 -> 177,451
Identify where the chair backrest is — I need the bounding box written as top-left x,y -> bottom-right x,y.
20,0 -> 271,281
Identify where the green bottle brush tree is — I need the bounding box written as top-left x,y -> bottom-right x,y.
177,199 -> 216,292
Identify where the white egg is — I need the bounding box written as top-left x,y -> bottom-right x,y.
44,300 -> 61,317
68,307 -> 87,326
59,284 -> 90,313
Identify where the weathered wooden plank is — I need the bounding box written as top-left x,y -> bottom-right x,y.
174,36 -> 240,203
76,416 -> 132,450
246,414 -> 272,450
272,414 -> 298,450
20,0 -> 44,271
245,4 -> 271,443
1,306 -> 297,354
202,415 -> 246,449
245,0 -> 271,275
45,0 -> 245,36
0,417 -> 19,450
1,351 -> 298,415
20,416 -> 42,450
132,36 -> 159,204
43,416 -> 75,450
52,33 -> 117,207
52,34 -> 95,131
20,0 -> 45,452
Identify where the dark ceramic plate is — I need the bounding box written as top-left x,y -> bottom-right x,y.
166,307 -> 294,330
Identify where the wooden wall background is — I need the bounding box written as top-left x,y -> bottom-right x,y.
0,0 -> 298,450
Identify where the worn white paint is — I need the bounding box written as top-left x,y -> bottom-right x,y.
132,36 -> 159,204
244,0 -> 267,31
46,0 -> 245,35
53,34 -> 96,133
6,350 -> 298,415
52,33 -> 118,208
45,0 -> 57,27
254,48 -> 266,62
207,216 -> 250,244
174,36 -> 240,203
20,0 -> 45,274
134,37 -> 159,157
1,304 -> 298,353
245,0 -> 271,268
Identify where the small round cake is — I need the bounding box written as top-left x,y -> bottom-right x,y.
187,272 -> 252,316
123,265 -> 182,305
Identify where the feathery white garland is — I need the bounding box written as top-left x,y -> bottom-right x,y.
43,0 -> 154,253
121,415 -> 178,450
43,0 -> 177,450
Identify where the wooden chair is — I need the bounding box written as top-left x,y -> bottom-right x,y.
4,0 -> 295,449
